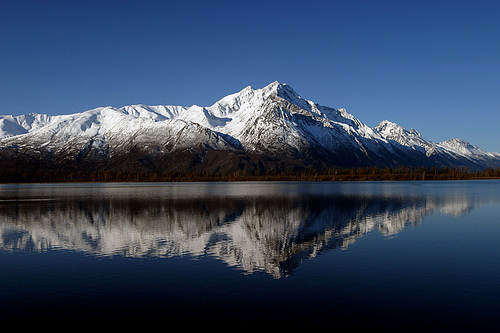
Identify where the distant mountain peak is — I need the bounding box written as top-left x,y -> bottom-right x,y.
375,120 -> 403,131
375,120 -> 421,136
256,81 -> 300,99
276,82 -> 301,99
375,120 -> 409,138
439,138 -> 486,157
441,138 -> 474,148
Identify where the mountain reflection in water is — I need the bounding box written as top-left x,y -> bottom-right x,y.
0,183 -> 487,278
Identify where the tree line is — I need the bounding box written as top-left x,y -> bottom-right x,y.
0,166 -> 499,183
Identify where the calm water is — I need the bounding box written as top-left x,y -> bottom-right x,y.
1,181 -> 499,327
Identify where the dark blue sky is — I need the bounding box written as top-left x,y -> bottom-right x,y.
1,0 -> 499,151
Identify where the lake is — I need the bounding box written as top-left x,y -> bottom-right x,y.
1,181 -> 499,327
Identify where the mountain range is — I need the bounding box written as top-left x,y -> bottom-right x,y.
1,81 -> 499,173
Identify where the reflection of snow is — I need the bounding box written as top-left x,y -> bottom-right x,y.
0,193 -> 484,278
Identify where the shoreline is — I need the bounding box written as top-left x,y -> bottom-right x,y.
1,167 -> 499,184
1,174 -> 499,184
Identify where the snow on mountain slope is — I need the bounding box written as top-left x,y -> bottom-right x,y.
439,138 -> 493,158
0,104 -> 242,175
437,138 -> 500,167
0,81 -> 400,155
193,81 -> 382,157
1,81 -> 499,172
374,120 -> 437,156
373,120 -> 500,168
0,113 -> 57,138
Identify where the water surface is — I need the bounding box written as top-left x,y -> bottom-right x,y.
1,181 -> 499,327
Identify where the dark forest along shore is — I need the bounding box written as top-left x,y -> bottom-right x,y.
1,166 -> 499,183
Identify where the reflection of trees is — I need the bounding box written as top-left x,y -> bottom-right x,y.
0,193 -> 479,278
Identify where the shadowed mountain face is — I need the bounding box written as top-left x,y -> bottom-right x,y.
0,183 -> 491,278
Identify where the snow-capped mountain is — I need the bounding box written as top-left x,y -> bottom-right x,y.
1,81 -> 499,172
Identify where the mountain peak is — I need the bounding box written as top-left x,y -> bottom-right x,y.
259,80 -> 282,94
441,138 -> 473,147
376,120 -> 424,138
438,138 -> 498,160
375,120 -> 403,132
439,138 -> 480,153
260,81 -> 315,112
265,80 -> 281,88
261,81 -> 295,94
209,81 -> 298,116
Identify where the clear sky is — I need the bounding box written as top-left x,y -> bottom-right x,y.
1,0 -> 499,152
